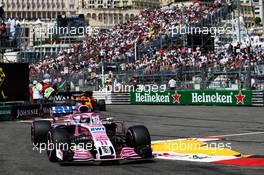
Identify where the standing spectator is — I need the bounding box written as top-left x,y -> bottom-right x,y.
0,3 -> 4,23
168,77 -> 177,90
64,81 -> 71,92
130,76 -> 138,90
10,18 -> 16,40
0,22 -> 7,39
42,79 -> 50,93
29,84 -> 34,104
227,0 -> 233,13
251,77 -> 256,90
32,80 -> 43,104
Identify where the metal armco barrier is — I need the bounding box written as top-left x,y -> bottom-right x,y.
11,104 -> 40,120
0,105 -> 13,121
252,90 -> 264,107
1,90 -> 263,122
93,91 -> 130,105
93,90 -> 264,106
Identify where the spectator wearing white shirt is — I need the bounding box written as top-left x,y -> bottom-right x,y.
32,80 -> 43,104
168,77 -> 176,90
10,18 -> 16,40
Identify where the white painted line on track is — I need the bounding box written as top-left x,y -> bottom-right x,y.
17,120 -> 33,123
151,137 -> 222,144
152,132 -> 264,144
210,132 -> 264,138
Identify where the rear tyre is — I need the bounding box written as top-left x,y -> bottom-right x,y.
126,125 -> 152,158
31,120 -> 51,146
47,128 -> 70,162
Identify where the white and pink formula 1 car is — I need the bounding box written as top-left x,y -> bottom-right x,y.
31,105 -> 152,163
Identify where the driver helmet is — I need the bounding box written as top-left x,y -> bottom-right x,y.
73,115 -> 81,123
73,115 -> 90,123
80,116 -> 90,123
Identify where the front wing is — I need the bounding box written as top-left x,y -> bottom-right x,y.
55,147 -> 151,162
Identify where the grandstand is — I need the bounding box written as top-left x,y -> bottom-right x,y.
24,1 -> 264,91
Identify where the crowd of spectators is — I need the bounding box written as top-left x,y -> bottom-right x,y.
30,2 -> 223,79
28,1 -> 264,88
0,4 -> 20,42
29,47 -> 95,87
121,45 -> 264,74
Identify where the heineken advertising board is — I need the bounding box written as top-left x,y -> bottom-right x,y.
130,90 -> 252,106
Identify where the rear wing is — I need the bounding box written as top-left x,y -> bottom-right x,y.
53,91 -> 94,103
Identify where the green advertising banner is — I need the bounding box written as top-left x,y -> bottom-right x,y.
130,90 -> 252,106
0,105 -> 13,121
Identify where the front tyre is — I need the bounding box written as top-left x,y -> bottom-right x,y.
126,125 -> 152,158
31,120 -> 51,146
46,128 -> 70,162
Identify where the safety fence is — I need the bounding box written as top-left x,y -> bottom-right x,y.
76,90 -> 264,106
0,103 -> 48,121
0,90 -> 263,121
86,90 -> 264,106
0,91 -> 83,121
93,91 -> 130,105
0,105 -> 12,121
251,90 -> 264,107
93,90 -> 263,106
29,60 -> 264,93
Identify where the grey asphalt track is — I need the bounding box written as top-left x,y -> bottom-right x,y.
1,105 -> 264,175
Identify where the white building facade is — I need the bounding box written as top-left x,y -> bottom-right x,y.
0,0 -> 79,19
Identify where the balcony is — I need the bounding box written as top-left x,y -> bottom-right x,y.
0,39 -> 17,50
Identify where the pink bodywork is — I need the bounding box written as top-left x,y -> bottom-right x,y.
54,112 -> 140,161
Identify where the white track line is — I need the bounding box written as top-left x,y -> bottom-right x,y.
152,132 -> 264,143
210,132 -> 264,138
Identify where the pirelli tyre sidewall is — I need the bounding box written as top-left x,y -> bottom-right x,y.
47,128 -> 70,162
126,125 -> 152,158
31,120 -> 51,146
